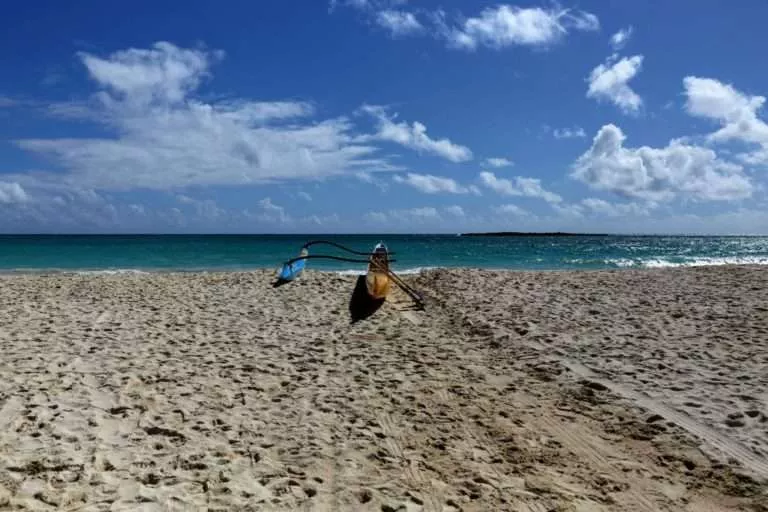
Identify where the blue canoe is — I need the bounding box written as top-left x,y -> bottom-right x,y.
277,248 -> 308,281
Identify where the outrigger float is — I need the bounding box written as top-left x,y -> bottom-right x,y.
276,240 -> 424,309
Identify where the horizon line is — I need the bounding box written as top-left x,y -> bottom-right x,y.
0,232 -> 767,237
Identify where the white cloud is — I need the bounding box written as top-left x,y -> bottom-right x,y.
479,172 -> 517,196
0,182 -> 29,204
494,203 -> 528,216
333,3 -> 599,53
479,171 -> 562,203
0,184 -> 129,231
579,197 -> 651,217
366,206 -> 442,224
355,171 -> 377,184
393,173 -> 469,194
394,206 -> 440,221
364,211 -> 389,223
683,76 -> 768,167
515,177 -> 563,203
610,26 -> 633,51
303,213 -> 340,226
444,205 -> 465,217
683,76 -> 768,149
572,124 -> 753,202
552,126 -> 586,139
129,204 -> 146,215
256,197 -> 289,223
739,148 -> 768,166
78,42 -> 218,106
355,171 -> 390,191
441,5 -> 599,51
176,194 -> 224,220
587,54 -> 644,114
15,42 -> 394,192
297,191 -> 312,201
484,157 -> 513,168
376,10 -> 423,36
361,105 -> 472,162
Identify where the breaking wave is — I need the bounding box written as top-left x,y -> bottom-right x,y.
605,256 -> 768,268
334,266 -> 438,276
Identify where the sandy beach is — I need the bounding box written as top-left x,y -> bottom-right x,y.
0,266 -> 766,511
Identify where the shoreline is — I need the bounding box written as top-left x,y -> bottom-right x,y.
1,260 -> 767,277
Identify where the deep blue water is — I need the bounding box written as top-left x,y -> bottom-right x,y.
1,234 -> 767,274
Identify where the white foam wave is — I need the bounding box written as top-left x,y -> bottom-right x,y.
334,266 -> 438,276
606,256 -> 768,268
1,268 -> 153,275
74,269 -> 151,276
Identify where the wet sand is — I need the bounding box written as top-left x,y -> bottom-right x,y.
0,267 -> 766,511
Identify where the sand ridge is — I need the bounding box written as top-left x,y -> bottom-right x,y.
0,268 -> 765,511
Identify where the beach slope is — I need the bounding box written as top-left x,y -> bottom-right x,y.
0,267 -> 766,511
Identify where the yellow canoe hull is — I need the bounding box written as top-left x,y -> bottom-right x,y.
366,242 -> 391,300
365,271 -> 390,300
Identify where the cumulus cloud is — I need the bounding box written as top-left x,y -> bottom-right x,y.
78,42 -> 217,106
376,10 -> 423,36
444,205 -> 465,217
393,173 -> 470,194
552,126 -> 586,139
176,194 -> 225,220
365,206 -> 442,224
303,213 -> 340,226
494,203 -> 528,216
0,182 -> 29,204
15,42 -> 394,192
440,5 -> 599,51
129,204 -> 146,215
361,105 -> 472,162
334,3 -> 599,52
683,76 -> 768,165
0,184 -> 130,232
484,157 -> 513,168
610,26 -> 633,51
355,171 -> 390,191
256,197 -> 289,223
587,54 -> 644,114
579,197 -> 651,217
572,124 -> 753,202
479,171 -> 562,203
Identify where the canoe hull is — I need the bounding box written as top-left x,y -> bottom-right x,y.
365,243 -> 390,300
277,248 -> 308,281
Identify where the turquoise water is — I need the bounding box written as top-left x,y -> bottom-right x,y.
1,235 -> 767,273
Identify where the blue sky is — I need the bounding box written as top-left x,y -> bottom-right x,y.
2,0 -> 768,234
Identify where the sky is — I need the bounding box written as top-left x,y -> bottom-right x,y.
2,0 -> 768,234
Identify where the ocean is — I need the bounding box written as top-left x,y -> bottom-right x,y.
1,234 -> 767,274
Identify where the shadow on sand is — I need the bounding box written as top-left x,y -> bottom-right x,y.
271,278 -> 292,288
349,275 -> 385,323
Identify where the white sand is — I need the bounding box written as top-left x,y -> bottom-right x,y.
0,267 -> 765,511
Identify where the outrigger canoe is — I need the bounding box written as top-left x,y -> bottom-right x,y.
275,240 -> 424,309
365,242 -> 391,300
